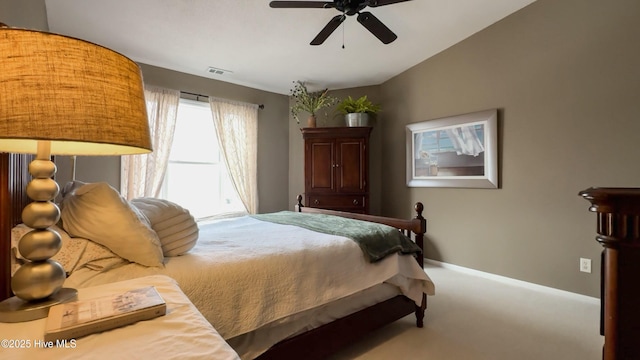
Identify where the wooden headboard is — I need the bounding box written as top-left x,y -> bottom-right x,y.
0,153 -> 33,301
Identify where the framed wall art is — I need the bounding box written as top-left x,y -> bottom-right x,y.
406,109 -> 498,188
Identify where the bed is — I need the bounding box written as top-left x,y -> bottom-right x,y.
0,152 -> 434,359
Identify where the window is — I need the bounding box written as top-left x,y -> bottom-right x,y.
159,98 -> 245,219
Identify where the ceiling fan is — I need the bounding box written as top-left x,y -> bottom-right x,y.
269,0 -> 411,45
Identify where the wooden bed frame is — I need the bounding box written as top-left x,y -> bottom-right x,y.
255,196 -> 427,359
0,153 -> 428,360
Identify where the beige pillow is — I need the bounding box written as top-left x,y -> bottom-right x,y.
60,182 -> 164,267
130,197 -> 198,256
11,224 -> 87,276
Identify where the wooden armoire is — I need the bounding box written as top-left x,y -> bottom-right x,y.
301,127 -> 371,214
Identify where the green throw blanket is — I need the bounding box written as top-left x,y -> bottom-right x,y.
252,211 -> 421,262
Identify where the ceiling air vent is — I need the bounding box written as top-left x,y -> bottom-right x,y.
207,66 -> 232,75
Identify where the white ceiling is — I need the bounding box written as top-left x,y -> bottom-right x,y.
44,0 -> 535,95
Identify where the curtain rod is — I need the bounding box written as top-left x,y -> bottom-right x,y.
180,91 -> 264,109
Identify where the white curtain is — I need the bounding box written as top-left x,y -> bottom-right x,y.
445,125 -> 485,157
209,97 -> 259,214
121,85 -> 180,200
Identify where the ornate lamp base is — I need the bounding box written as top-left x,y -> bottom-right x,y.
0,142 -> 75,324
0,287 -> 77,323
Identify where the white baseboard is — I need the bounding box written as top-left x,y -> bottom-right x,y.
424,258 -> 600,304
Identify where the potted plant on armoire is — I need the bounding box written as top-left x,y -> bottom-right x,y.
336,95 -> 381,127
289,80 -> 337,128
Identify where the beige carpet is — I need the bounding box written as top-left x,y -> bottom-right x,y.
327,263 -> 602,360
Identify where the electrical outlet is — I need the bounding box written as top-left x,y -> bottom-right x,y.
580,258 -> 592,273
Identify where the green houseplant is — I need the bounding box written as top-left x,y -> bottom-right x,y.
289,81 -> 337,127
336,95 -> 381,114
336,95 -> 381,127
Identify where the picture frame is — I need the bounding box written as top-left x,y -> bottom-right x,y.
406,109 -> 498,188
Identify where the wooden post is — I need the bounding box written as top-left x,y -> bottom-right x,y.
580,187 -> 640,360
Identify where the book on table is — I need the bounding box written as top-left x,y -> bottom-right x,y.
44,286 -> 166,342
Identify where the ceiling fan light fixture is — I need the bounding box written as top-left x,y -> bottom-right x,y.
269,0 -> 411,45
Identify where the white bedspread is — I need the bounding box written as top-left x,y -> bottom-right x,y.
65,216 -> 435,339
1,275 -> 239,360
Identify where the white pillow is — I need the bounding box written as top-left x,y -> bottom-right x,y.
11,224 -> 87,276
60,182 -> 164,267
130,197 -> 198,257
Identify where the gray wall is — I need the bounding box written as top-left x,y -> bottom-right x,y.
0,0 -> 48,31
378,0 -> 640,297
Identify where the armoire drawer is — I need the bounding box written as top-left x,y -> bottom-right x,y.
307,195 -> 366,209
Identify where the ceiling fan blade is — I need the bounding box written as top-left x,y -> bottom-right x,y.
269,1 -> 334,8
310,14 -> 346,45
356,11 -> 397,44
367,0 -> 412,7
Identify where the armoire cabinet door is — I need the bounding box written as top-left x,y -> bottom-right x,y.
337,138 -> 366,192
306,139 -> 335,192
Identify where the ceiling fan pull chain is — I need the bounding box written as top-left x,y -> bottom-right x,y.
342,16 -> 345,49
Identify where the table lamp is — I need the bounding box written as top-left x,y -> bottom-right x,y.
0,25 -> 151,322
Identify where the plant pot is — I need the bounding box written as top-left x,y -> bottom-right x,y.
307,115 -> 317,128
345,113 -> 369,127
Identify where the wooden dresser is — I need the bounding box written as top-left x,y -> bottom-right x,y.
580,187 -> 640,360
301,127 -> 371,214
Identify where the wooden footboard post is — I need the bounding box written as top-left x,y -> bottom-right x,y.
413,202 -> 426,269
413,202 -> 427,328
296,194 -> 304,212
415,294 -> 426,328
